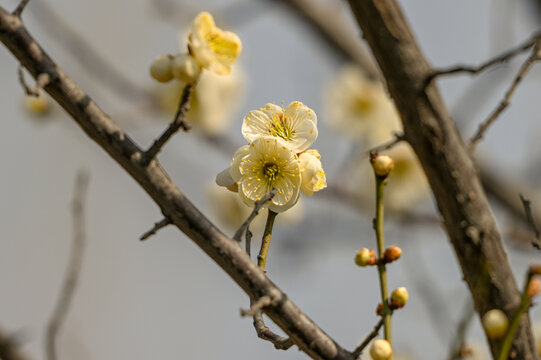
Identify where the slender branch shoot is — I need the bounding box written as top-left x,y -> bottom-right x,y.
233,189 -> 277,241
352,317 -> 385,359
469,43 -> 541,150
142,83 -> 194,165
140,217 -> 172,241
365,133 -> 405,157
424,32 -> 541,88
519,194 -> 541,249
45,171 -> 89,360
497,271 -> 535,360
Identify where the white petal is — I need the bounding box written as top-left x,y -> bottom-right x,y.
241,104 -> 284,143
231,145 -> 249,182
269,185 -> 300,213
284,101 -> 317,125
216,167 -> 236,187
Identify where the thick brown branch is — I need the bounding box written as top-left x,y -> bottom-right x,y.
347,0 -> 537,358
469,44 -> 541,150
0,328 -> 29,360
45,171 -> 89,360
0,8 -> 352,360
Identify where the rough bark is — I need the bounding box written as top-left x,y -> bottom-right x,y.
347,1 -> 537,359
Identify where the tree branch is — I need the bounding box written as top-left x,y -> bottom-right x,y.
0,7 -> 353,360
0,328 -> 29,360
233,190 -> 276,242
351,317 -> 384,359
45,171 -> 89,360
347,0 -> 537,358
140,217 -> 172,241
519,194 -> 541,249
469,43 -> 541,150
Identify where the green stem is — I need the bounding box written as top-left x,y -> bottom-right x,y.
375,176 -> 392,344
257,210 -> 277,270
497,273 -> 533,360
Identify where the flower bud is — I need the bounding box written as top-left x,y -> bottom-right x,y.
482,309 -> 508,339
171,54 -> 201,84
376,303 -> 383,316
150,54 -> 173,83
24,91 -> 49,115
390,287 -> 408,309
383,245 -> 402,263
371,153 -> 394,178
355,248 -> 377,267
528,277 -> 541,298
370,339 -> 392,360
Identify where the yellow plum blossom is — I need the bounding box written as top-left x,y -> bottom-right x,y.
242,101 -> 318,152
217,137 -> 302,213
188,12 -> 242,76
325,64 -> 399,141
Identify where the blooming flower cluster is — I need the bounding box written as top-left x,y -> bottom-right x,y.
216,102 -> 326,213
150,12 -> 242,84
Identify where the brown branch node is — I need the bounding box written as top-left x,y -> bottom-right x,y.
12,0 -> 29,17
240,295 -> 273,317
252,311 -> 295,350
140,217 -> 172,241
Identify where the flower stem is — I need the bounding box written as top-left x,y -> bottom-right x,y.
497,272 -> 533,360
375,176 -> 392,344
257,210 -> 278,270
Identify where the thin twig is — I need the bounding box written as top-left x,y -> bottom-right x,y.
424,31 -> 541,88
12,0 -> 29,17
17,65 -> 39,96
139,217 -> 172,241
519,194 -> 541,249
364,133 -> 405,156
240,296 -> 273,317
252,311 -> 295,350
351,317 -> 385,359
142,84 -> 194,165
469,43 -> 541,150
448,301 -> 475,360
45,171 -> 89,360
233,189 -> 277,241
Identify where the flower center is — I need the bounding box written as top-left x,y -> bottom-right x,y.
269,114 -> 294,141
263,163 -> 280,183
354,90 -> 375,115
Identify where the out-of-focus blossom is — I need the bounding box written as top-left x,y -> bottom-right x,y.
188,12 -> 242,76
158,67 -> 245,136
325,64 -> 399,142
24,90 -> 50,116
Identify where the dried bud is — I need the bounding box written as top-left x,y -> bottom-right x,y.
383,246 -> 402,263
376,303 -> 383,316
528,277 -> 541,298
171,54 -> 201,84
371,153 -> 394,178
390,287 -> 409,309
369,339 -> 392,360
482,309 -> 509,339
530,265 -> 541,276
355,248 -> 377,267
150,54 -> 173,83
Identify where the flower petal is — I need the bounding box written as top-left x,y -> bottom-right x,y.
216,167 -> 235,187
230,145 -> 249,181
